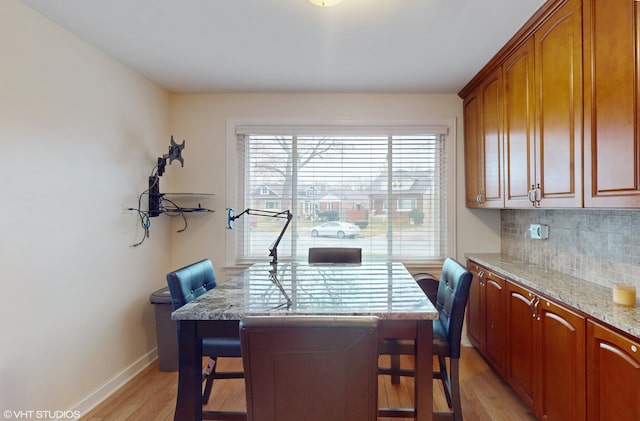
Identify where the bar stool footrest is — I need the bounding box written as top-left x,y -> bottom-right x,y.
202,410 -> 247,420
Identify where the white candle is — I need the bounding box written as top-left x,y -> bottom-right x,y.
613,284 -> 636,307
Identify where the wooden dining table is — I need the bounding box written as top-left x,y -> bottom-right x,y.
171,262 -> 439,421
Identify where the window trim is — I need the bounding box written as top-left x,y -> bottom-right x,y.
225,116 -> 457,268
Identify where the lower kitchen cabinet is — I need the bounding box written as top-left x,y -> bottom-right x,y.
535,295 -> 586,420
587,321 -> 640,420
506,281 -> 586,420
466,257 -> 640,420
469,260 -> 587,420
506,282 -> 537,408
466,262 -> 483,346
466,261 -> 507,376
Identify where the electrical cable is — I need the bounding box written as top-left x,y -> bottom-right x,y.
130,164 -> 160,247
161,196 -> 188,232
131,190 -> 150,247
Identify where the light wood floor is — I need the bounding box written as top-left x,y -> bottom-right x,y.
81,346 -> 536,421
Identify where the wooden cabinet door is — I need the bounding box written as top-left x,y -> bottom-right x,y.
463,71 -> 504,208
587,321 -> 640,420
536,298 -> 586,420
503,38 -> 536,208
480,70 -> 504,208
583,0 -> 640,207
464,87 -> 483,208
465,261 -> 506,375
507,281 -> 587,418
533,0 -> 583,207
465,261 -> 484,348
506,282 -> 537,409
483,271 -> 507,376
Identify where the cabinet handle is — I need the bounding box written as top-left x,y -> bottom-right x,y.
632,345 -> 637,353
529,296 -> 541,319
528,184 -> 542,207
528,185 -> 536,206
529,296 -> 537,317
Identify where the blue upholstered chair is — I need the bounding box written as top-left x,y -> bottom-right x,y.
379,258 -> 472,421
165,259 -> 243,404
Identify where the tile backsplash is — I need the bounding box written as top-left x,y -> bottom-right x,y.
501,209 -> 640,289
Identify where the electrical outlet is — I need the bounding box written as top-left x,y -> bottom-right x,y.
529,224 -> 549,240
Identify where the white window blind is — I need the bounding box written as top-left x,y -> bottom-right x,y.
233,130 -> 448,263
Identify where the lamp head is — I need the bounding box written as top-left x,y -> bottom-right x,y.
226,208 -> 235,229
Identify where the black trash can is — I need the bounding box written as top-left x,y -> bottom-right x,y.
150,287 -> 178,372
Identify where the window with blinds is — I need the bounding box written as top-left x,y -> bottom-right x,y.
232,129 -> 448,263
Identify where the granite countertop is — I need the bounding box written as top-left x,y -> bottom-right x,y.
172,262 -> 438,321
466,253 -> 640,338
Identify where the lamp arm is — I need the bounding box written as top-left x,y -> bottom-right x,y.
269,267 -> 293,309
228,208 -> 292,265
227,207 -> 293,309
230,208 -> 290,220
267,211 -> 292,265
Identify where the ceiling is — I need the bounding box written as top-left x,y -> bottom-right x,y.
21,0 -> 546,94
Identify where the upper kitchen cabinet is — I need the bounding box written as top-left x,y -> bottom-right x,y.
531,0 -> 583,208
503,38 -> 536,208
583,0 -> 640,207
463,69 -> 504,208
462,0 -> 585,208
464,86 -> 482,208
504,0 -> 584,208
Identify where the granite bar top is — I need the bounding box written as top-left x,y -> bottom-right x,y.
466,253 -> 640,338
172,262 -> 438,321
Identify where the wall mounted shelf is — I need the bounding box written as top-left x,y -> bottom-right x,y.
150,192 -> 215,215
129,135 -> 214,246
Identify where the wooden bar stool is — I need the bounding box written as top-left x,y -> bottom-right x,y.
240,316 -> 379,421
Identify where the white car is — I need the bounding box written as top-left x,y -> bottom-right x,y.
310,221 -> 360,239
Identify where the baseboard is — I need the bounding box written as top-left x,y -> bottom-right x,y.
67,348 -> 158,419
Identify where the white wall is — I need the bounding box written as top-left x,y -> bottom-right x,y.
0,0 -> 172,414
168,93 -> 501,276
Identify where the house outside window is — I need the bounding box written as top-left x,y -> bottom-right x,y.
397,198 -> 417,211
